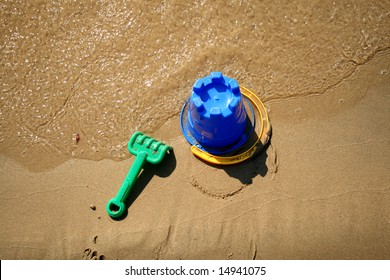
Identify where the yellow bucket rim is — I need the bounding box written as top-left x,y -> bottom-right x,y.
190,86 -> 271,165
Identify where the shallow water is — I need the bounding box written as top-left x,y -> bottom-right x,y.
0,0 -> 389,171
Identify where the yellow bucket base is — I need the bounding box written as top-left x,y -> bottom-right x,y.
190,86 -> 271,165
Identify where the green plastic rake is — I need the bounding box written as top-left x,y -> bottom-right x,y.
106,132 -> 172,218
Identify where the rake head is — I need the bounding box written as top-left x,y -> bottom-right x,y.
127,131 -> 172,164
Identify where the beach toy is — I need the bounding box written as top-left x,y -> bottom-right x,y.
187,72 -> 248,150
180,72 -> 271,165
106,132 -> 172,218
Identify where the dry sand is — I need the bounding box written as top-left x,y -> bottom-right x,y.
0,1 -> 390,259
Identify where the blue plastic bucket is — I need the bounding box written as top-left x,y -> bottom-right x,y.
186,72 -> 248,150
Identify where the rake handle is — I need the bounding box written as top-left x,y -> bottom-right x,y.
106,151 -> 147,218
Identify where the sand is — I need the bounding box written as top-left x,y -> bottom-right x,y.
0,1 -> 390,259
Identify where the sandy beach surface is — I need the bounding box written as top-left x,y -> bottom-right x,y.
1,1 -> 389,259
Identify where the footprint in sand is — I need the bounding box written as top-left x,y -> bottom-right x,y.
82,248 -> 105,260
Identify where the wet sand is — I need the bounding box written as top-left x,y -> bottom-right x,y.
0,1 -> 390,259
